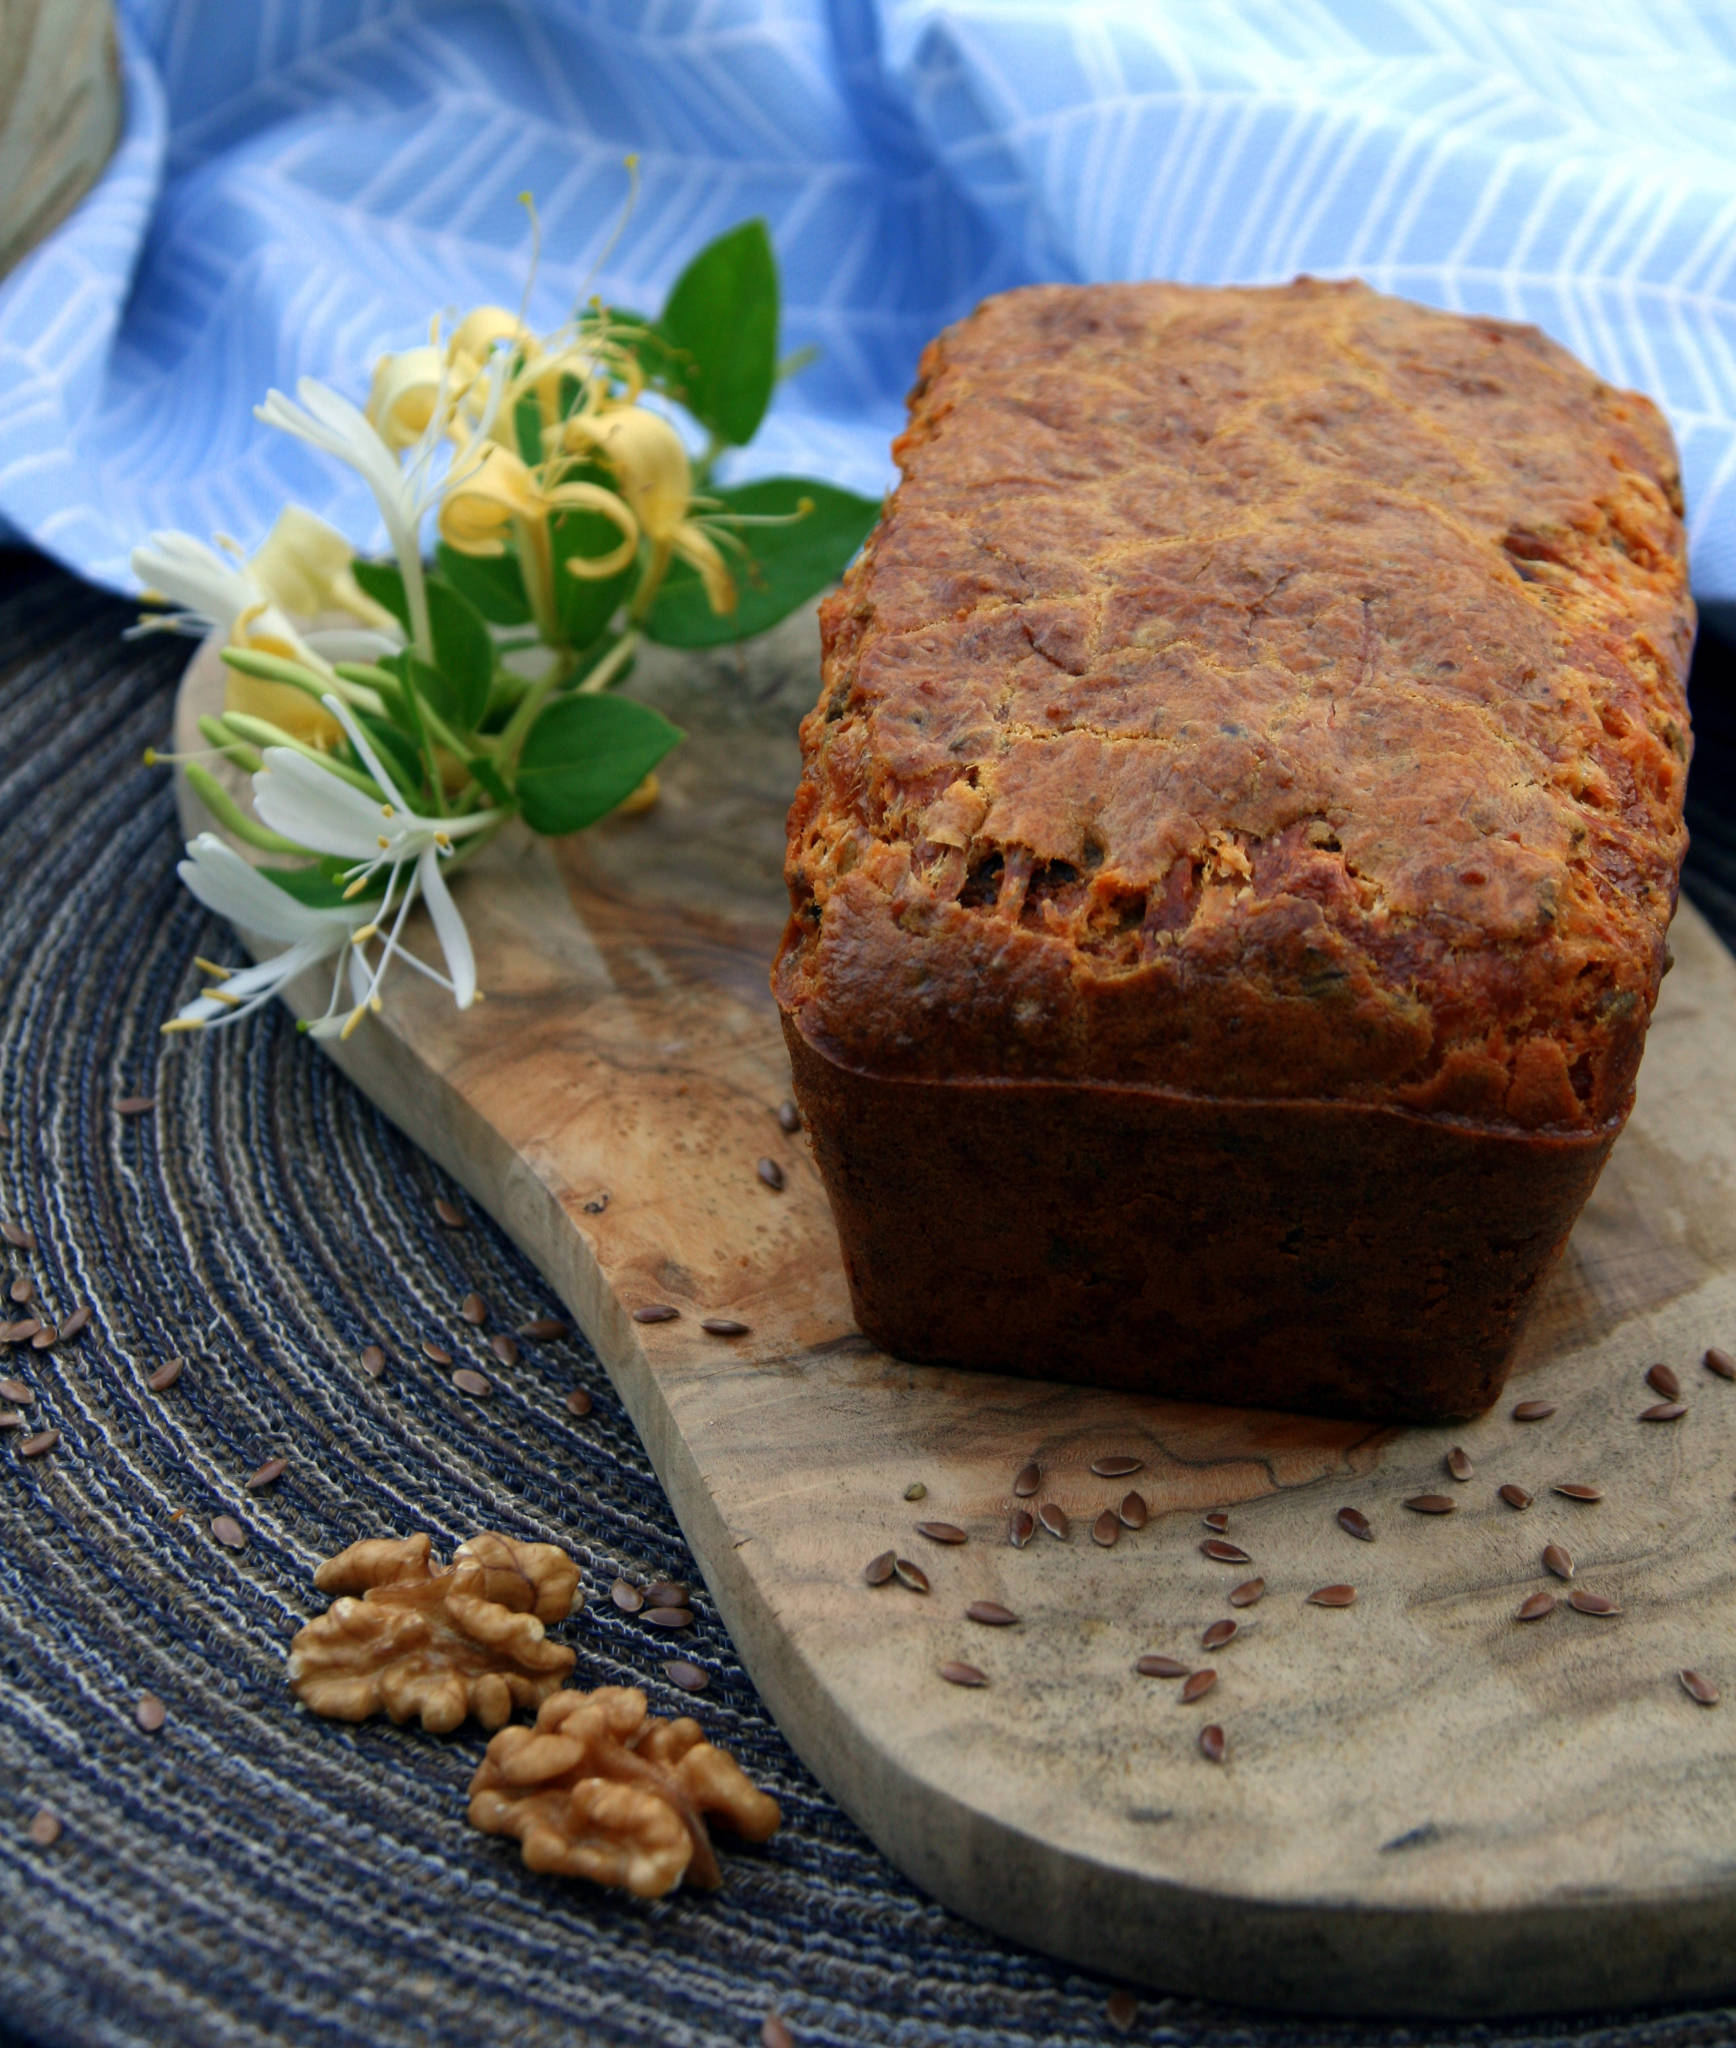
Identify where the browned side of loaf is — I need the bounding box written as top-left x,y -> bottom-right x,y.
777,279 -> 1693,1136
786,1020 -> 1616,1422
773,282 -> 1696,1415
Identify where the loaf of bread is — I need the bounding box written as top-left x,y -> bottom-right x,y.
775,280 -> 1693,1420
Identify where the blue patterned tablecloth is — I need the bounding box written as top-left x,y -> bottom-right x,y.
5,1 -> 1736,623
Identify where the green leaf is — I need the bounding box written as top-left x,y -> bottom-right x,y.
259,863 -> 375,909
354,714 -> 424,797
480,669 -> 529,733
467,753 -> 513,808
514,393 -> 545,468
350,558 -> 410,631
516,694 -> 681,837
657,219 -> 779,446
552,513 -> 637,651
644,478 -> 879,648
381,650 -> 434,777
384,632 -> 479,745
436,541 -> 533,626
548,454 -> 639,648
424,578 -> 494,731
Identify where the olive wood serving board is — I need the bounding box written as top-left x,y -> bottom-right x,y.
176,622 -> 1736,2019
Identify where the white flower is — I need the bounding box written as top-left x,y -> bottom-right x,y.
248,693 -> 500,1029
131,523 -> 405,748
132,529 -> 353,747
256,377 -> 436,658
132,530 -> 317,657
167,835 -> 370,1034
256,362 -> 508,664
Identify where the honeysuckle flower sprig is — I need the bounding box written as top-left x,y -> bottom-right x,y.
168,834 -> 375,1037
136,204 -> 880,1040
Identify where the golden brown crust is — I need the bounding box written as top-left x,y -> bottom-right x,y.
776,280 -> 1693,1132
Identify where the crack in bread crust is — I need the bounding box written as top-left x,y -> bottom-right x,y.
776,279 -> 1693,1133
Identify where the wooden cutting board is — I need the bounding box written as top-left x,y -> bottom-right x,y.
176,620 -> 1736,2019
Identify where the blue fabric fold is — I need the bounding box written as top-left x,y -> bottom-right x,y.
5,1 -> 1736,616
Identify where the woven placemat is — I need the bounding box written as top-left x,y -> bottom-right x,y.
2,549 -> 1735,2048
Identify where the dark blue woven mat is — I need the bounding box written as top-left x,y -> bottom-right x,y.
2,548 -> 1735,2048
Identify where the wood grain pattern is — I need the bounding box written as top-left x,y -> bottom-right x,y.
176,620 -> 1736,2018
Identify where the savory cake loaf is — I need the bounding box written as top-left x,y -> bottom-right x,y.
775,279 -> 1693,1420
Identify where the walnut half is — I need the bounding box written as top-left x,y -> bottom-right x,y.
468,1685 -> 781,1897
288,1531 -> 582,1733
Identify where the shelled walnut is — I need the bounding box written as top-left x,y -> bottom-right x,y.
288,1531 -> 582,1733
468,1684 -> 781,1897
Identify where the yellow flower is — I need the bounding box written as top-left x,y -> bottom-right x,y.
438,443 -> 638,577
449,306 -> 531,378
368,312 -> 527,456
131,528 -> 348,749
449,308 -> 549,443
559,404 -> 735,614
248,505 -> 399,633
223,598 -> 347,748
224,506 -> 404,745
366,346 -> 447,452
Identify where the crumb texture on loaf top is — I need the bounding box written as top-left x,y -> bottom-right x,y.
777,280 -> 1693,1132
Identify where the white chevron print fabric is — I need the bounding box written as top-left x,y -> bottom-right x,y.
5,0 -> 1736,617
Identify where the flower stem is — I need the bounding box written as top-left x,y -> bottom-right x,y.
334,661 -> 478,762
494,628 -> 638,772
394,664 -> 447,819
576,630 -> 640,695
426,804 -> 505,841
492,671 -> 556,769
423,700 -> 480,763
512,512 -> 562,648
390,518 -> 434,665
